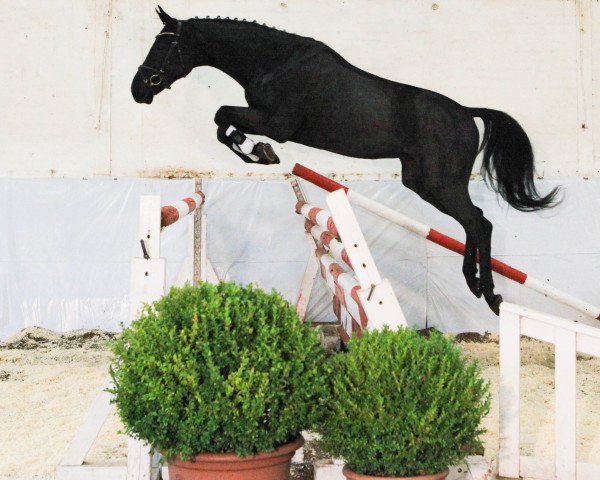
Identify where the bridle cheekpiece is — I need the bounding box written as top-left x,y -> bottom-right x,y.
138,20 -> 186,89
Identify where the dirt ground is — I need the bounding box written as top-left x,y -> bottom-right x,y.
1,327 -> 599,480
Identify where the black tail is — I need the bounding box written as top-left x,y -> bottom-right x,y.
470,108 -> 560,211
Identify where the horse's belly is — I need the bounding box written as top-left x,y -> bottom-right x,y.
294,71 -> 410,157
293,109 -> 401,159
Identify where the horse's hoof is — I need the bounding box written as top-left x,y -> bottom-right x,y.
487,294 -> 503,316
253,142 -> 280,165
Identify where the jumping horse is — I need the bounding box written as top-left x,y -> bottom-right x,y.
131,6 -> 559,315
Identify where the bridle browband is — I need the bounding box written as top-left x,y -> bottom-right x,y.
138,20 -> 186,89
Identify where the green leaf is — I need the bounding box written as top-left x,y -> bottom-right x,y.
317,328 -> 491,477
109,282 -> 328,460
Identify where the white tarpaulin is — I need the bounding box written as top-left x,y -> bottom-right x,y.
0,178 -> 194,338
1,177 -> 599,339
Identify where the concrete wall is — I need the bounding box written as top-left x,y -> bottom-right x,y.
0,0 -> 598,179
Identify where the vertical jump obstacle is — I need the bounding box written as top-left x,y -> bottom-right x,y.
56,188 -> 215,480
293,184 -> 407,340
292,163 -> 600,322
293,164 -> 600,480
293,178 -> 490,480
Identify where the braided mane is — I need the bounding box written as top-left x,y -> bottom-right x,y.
188,16 -> 316,41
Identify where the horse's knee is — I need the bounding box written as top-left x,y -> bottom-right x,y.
214,107 -> 229,126
216,126 -> 228,144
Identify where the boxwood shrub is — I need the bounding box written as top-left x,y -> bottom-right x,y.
109,282 -> 328,460
318,328 -> 490,477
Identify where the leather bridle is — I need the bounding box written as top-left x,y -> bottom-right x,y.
138,21 -> 186,89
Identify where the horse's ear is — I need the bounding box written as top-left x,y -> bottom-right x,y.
156,5 -> 176,28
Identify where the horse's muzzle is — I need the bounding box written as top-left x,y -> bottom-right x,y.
131,74 -> 154,104
135,93 -> 154,104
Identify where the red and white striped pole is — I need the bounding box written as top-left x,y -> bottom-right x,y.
316,247 -> 367,340
292,163 -> 600,321
160,192 -> 205,228
304,219 -> 353,270
295,200 -> 340,237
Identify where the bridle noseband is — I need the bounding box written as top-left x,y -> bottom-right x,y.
138,21 -> 186,89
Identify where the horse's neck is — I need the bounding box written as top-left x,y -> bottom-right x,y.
192,21 -> 302,88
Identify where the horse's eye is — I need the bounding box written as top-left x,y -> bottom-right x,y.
156,44 -> 165,51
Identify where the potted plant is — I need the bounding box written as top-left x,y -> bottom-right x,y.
109,282 -> 328,480
317,328 -> 490,480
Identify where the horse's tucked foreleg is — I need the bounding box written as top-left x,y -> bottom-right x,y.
225,126 -> 257,156
214,106 -> 302,164
216,123 -> 278,165
216,126 -> 258,164
219,126 -> 266,164
214,107 -> 280,164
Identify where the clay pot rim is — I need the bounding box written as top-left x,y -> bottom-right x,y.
342,465 -> 449,480
170,436 -> 304,464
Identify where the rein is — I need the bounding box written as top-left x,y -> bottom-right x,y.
138,20 -> 186,89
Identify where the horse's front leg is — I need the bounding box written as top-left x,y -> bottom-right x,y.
216,126 -> 260,164
214,106 -> 300,165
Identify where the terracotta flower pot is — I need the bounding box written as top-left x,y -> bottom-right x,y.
168,436 -> 304,480
342,465 -> 449,480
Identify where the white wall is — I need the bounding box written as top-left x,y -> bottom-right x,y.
0,0 -> 598,179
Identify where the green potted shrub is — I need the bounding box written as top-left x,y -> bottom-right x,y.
109,282 -> 328,480
317,328 -> 490,480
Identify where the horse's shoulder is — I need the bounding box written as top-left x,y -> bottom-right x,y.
259,45 -> 331,80
281,46 -> 348,80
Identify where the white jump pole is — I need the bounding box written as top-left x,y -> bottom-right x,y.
293,163 -> 600,321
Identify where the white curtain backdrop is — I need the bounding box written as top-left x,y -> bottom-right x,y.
1,177 -> 598,339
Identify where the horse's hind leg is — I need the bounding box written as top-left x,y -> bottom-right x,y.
402,156 -> 481,299
431,187 -> 502,314
463,232 -> 482,298
402,159 -> 501,314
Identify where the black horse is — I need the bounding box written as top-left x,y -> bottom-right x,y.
132,6 -> 559,314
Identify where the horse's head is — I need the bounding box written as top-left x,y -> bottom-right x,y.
132,6 -> 195,104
